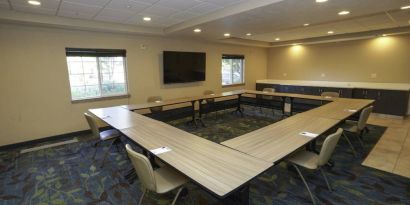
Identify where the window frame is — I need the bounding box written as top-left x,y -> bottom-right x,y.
221,54 -> 245,87
65,48 -> 130,102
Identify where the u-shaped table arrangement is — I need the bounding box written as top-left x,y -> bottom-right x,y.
89,89 -> 374,205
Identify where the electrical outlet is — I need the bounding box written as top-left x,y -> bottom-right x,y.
321,73 -> 326,77
283,73 -> 287,77
370,73 -> 377,79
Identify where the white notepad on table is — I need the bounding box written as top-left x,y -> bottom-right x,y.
299,132 -> 319,138
150,147 -> 172,155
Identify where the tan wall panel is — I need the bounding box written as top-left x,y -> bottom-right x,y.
267,35 -> 410,83
0,24 -> 267,146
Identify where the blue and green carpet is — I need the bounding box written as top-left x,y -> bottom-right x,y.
0,108 -> 409,205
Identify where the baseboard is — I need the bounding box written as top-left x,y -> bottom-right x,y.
0,129 -> 92,152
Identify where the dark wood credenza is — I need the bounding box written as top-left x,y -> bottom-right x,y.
256,82 -> 410,117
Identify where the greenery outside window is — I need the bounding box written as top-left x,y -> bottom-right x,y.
221,54 -> 245,86
65,48 -> 128,101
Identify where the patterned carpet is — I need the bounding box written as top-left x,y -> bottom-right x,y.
0,107 -> 409,205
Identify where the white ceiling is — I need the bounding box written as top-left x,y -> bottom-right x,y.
172,0 -> 410,42
2,0 -> 246,27
1,0 -> 410,44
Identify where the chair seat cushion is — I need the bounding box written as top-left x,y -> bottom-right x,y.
154,166 -> 189,194
287,150 -> 319,169
341,120 -> 359,133
100,129 -> 120,141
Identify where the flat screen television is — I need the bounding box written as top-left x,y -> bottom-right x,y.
163,51 -> 206,84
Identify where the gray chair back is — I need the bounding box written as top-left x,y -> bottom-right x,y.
147,96 -> 163,113
321,92 -> 340,98
125,144 -> 157,192
358,106 -> 373,130
203,90 -> 215,103
84,113 -> 100,138
318,128 -> 343,166
262,88 -> 275,100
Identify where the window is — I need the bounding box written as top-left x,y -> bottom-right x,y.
221,54 -> 245,86
65,48 -> 128,101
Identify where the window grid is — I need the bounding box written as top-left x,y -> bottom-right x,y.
221,56 -> 245,86
66,56 -> 128,101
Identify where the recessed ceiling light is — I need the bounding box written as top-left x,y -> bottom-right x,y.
143,17 -> 151,21
224,33 -> 231,37
381,34 -> 387,37
328,31 -> 334,34
316,0 -> 328,3
246,33 -> 252,36
401,5 -> 410,10
193,28 -> 201,33
28,0 -> 41,6
303,23 -> 310,27
275,38 -> 280,41
338,10 -> 350,15
292,43 -> 299,46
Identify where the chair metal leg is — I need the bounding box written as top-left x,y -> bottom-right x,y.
292,164 -> 316,205
100,139 -> 117,168
342,132 -> 357,157
319,167 -> 332,192
138,189 -> 146,205
92,141 -> 101,160
357,132 -> 365,149
364,126 -> 369,134
171,187 -> 184,205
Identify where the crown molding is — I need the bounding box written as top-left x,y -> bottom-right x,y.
269,26 -> 410,47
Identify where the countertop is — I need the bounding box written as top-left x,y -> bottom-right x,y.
256,80 -> 410,91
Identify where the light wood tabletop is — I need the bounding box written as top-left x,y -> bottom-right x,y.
244,90 -> 333,101
90,89 -> 374,199
89,106 -> 145,130
122,90 -> 245,111
119,112 -> 272,198
300,98 -> 374,120
221,114 -> 340,163
122,97 -> 194,111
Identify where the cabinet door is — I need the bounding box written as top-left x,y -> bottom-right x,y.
353,89 -> 367,99
281,85 -> 294,93
305,86 -> 321,95
340,88 -> 353,98
378,90 -> 409,116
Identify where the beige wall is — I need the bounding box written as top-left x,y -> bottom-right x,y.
0,23 -> 268,146
267,34 -> 410,83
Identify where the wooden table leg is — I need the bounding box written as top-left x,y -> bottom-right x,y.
197,99 -> 206,127
186,101 -> 198,128
281,97 -> 287,117
234,94 -> 244,117
289,97 -> 294,116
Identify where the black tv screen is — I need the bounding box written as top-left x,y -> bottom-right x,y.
163,51 -> 206,84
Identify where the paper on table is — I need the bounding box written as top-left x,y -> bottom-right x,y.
150,147 -> 172,155
344,109 -> 357,112
299,132 -> 319,138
